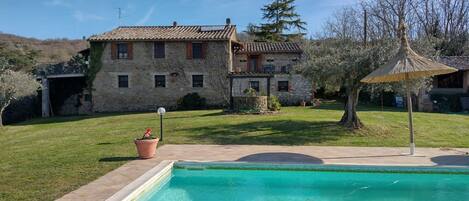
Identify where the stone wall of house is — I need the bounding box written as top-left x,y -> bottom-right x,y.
58,94 -> 79,115
232,74 -> 312,105
233,53 -> 302,72
92,41 -> 231,112
273,74 -> 312,105
78,90 -> 93,115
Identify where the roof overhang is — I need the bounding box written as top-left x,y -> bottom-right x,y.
37,73 -> 85,79
88,38 -> 232,42
228,72 -> 276,78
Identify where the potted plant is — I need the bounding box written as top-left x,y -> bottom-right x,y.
134,128 -> 159,159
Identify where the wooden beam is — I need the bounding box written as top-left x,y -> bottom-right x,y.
41,77 -> 50,117
267,77 -> 271,97
229,77 -> 234,110
44,74 -> 85,78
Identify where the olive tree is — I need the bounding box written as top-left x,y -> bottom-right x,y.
302,4 -> 397,129
0,57 -> 40,126
302,0 -> 437,129
303,38 -> 395,128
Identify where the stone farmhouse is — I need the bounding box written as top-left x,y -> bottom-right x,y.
432,56 -> 469,94
33,20 -> 468,117
419,56 -> 469,111
87,19 -> 312,112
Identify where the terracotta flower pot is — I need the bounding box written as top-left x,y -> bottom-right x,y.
134,138 -> 159,159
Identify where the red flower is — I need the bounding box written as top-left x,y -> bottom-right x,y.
143,128 -> 152,138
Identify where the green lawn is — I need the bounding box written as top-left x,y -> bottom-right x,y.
1,103 -> 468,200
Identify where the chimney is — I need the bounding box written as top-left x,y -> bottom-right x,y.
173,21 -> 177,27
226,18 -> 231,26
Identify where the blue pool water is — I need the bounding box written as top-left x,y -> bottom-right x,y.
139,164 -> 469,201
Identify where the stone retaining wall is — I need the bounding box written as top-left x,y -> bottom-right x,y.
232,96 -> 268,112
232,74 -> 312,105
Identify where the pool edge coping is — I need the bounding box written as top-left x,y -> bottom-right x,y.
105,160 -> 175,201
175,161 -> 469,174
106,160 -> 469,201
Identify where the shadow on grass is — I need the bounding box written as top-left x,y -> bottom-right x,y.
164,111 -> 225,120
312,102 -> 407,113
431,155 -> 469,166
178,120 -> 348,145
12,110 -> 225,126
99,156 -> 138,162
237,152 -> 323,164
11,111 -> 155,126
96,142 -> 113,145
315,102 -> 469,116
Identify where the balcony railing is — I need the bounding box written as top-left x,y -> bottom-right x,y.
234,64 -> 292,74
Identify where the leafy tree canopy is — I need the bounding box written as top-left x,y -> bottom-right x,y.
0,62 -> 40,126
0,43 -> 38,71
246,0 -> 307,42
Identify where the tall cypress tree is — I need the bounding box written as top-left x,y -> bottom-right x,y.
247,0 -> 307,41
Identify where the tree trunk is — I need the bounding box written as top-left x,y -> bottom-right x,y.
0,107 -> 5,127
0,100 -> 9,127
339,87 -> 363,129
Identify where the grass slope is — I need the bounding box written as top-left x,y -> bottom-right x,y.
1,104 -> 468,200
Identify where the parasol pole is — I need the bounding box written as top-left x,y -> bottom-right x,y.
405,73 -> 415,155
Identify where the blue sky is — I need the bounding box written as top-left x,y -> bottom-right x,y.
0,0 -> 358,40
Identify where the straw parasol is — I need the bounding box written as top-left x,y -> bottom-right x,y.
361,22 -> 458,155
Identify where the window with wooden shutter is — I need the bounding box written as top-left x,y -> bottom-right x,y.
117,43 -> 129,59
192,43 -> 203,59
186,42 -> 193,59
111,42 -> 117,60
127,42 -> 133,60
154,42 -> 165,58
248,55 -> 260,72
257,54 -> 262,71
201,42 -> 208,59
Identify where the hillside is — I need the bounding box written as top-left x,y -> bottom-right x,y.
0,33 -> 88,68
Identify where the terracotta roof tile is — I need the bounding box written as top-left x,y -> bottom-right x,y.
89,25 -> 236,41
438,56 -> 469,70
238,42 -> 302,54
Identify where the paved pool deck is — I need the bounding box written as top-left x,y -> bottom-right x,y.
57,144 -> 469,201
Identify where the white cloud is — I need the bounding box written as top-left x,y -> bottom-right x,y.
136,5 -> 156,25
74,11 -> 105,22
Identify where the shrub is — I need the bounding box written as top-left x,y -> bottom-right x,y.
243,88 -> 257,96
0,69 -> 40,126
3,95 -> 40,124
268,96 -> 281,111
233,96 -> 268,113
177,93 -> 206,110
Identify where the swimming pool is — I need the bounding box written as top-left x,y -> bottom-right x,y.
110,161 -> 469,201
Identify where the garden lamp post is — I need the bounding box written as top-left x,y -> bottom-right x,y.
157,107 -> 166,141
